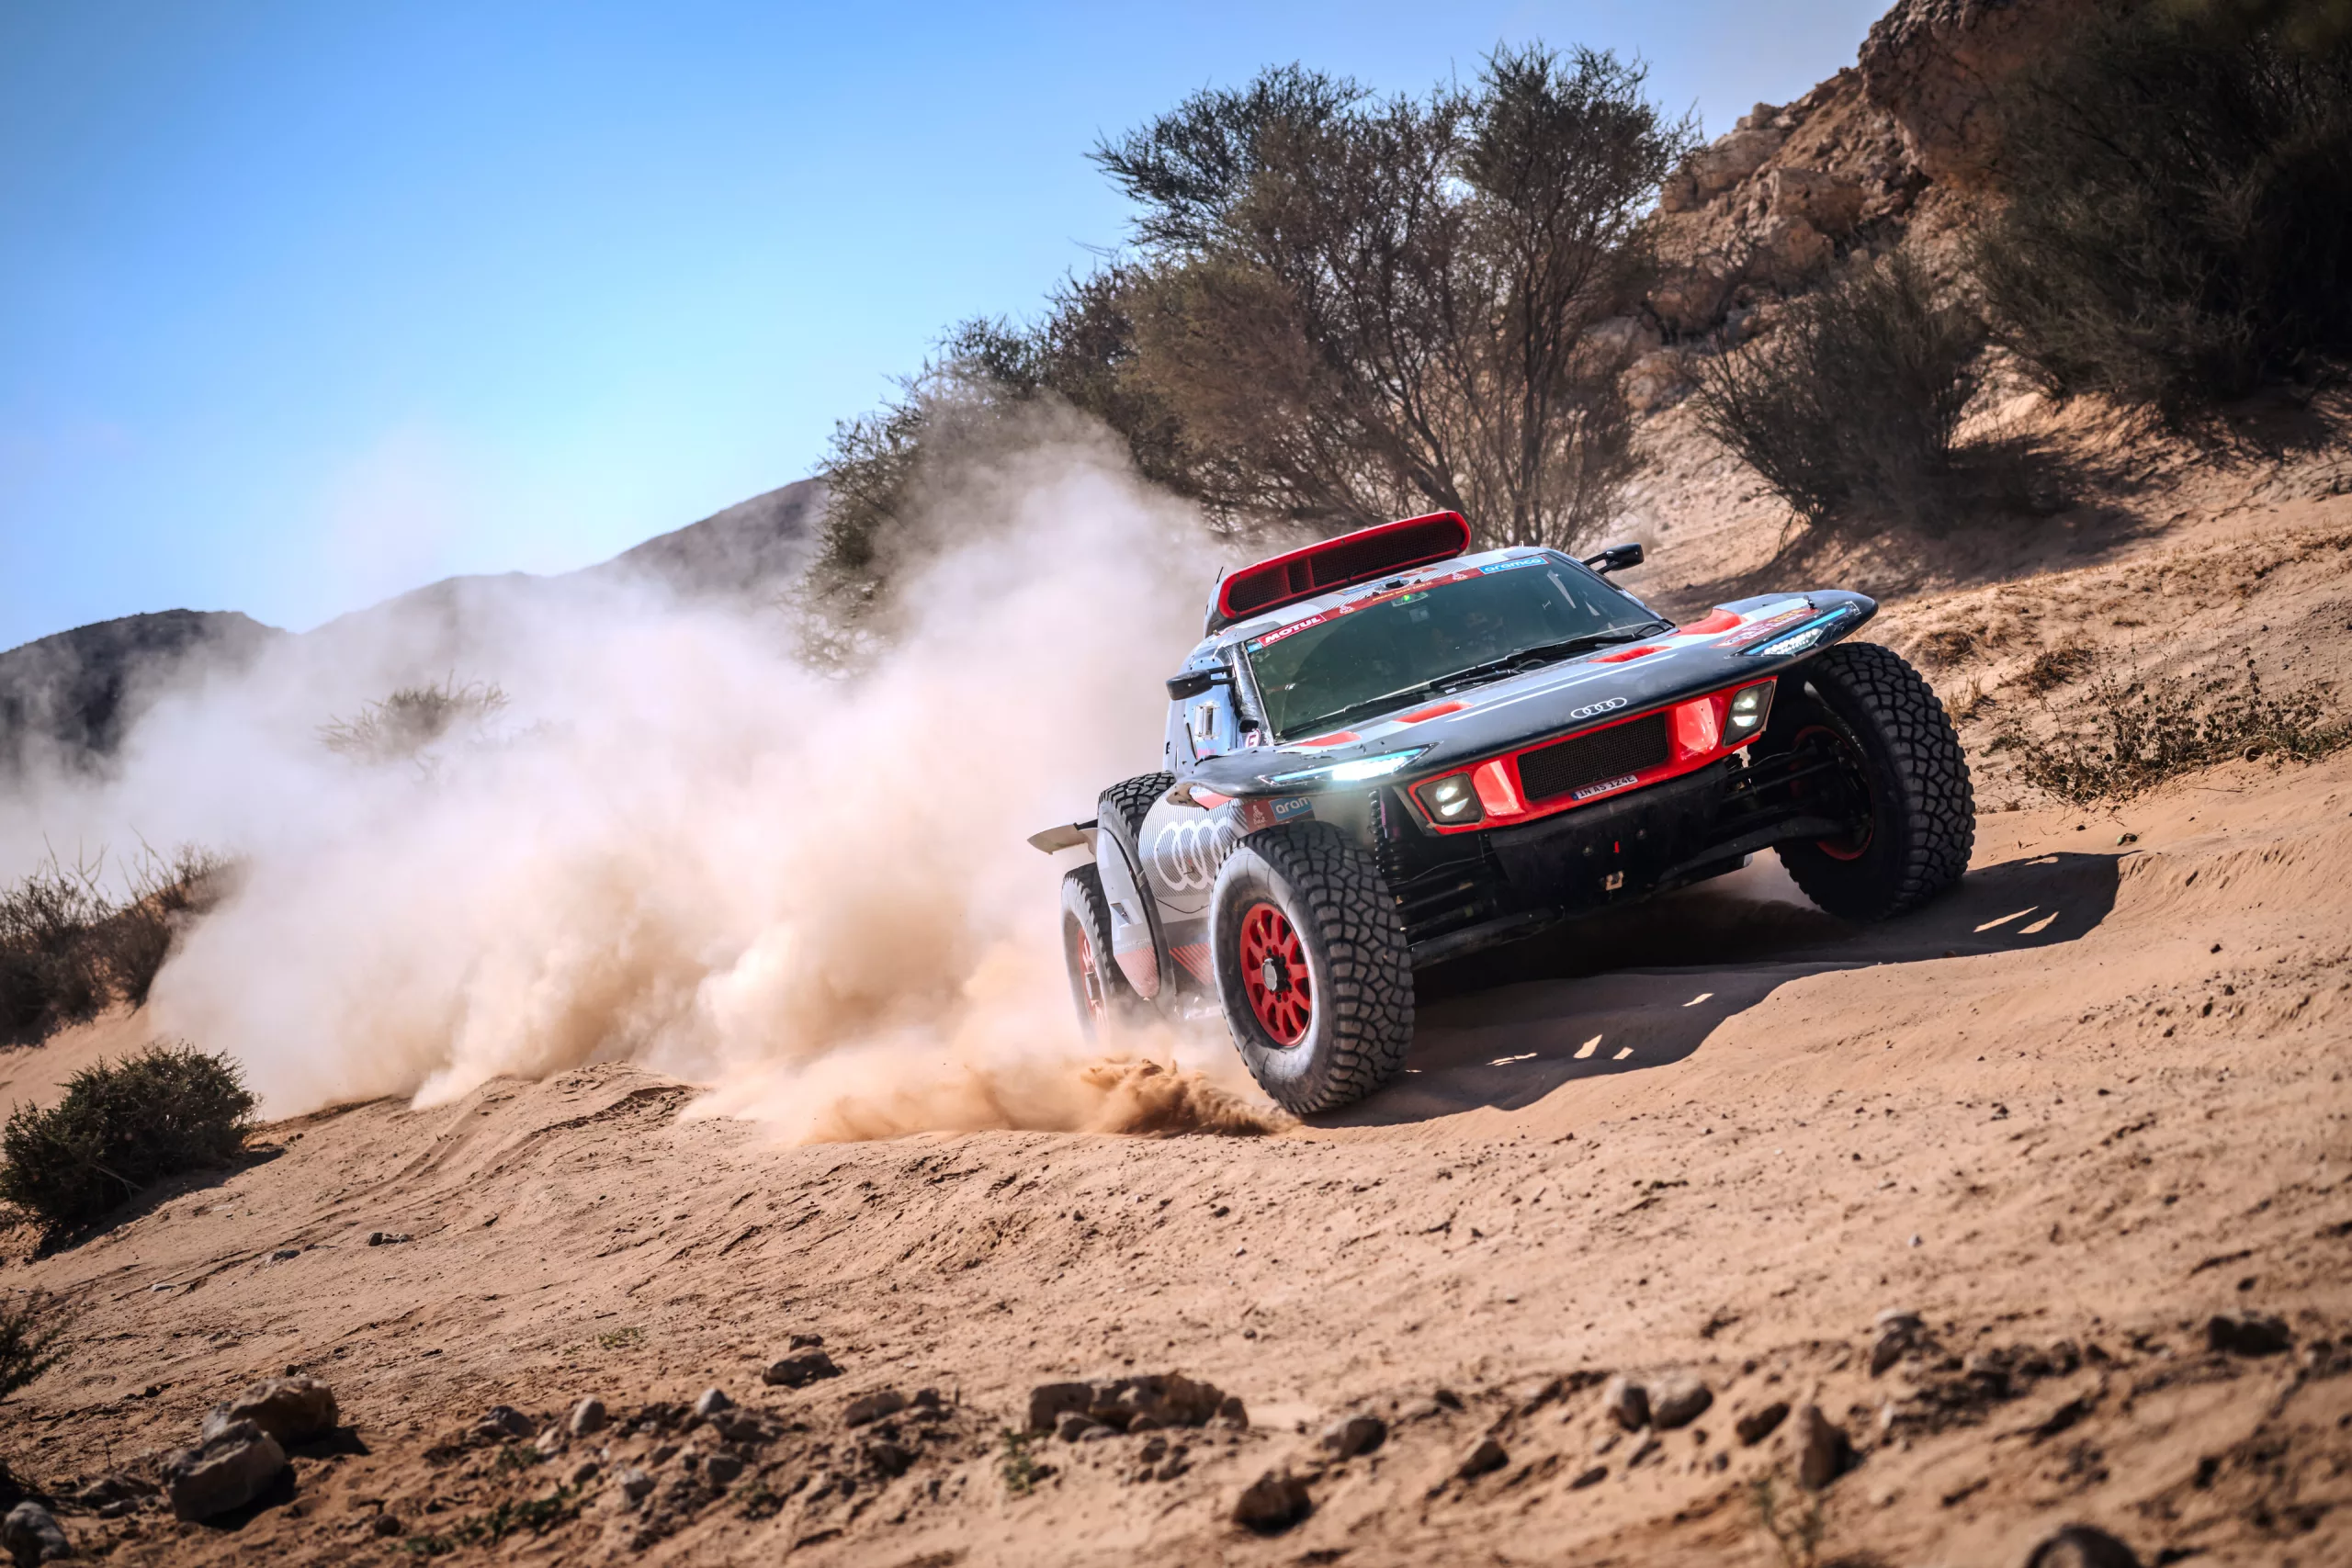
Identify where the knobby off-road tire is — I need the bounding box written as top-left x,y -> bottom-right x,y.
1771,641 -> 1974,922
1060,864 -> 1148,1040
1092,772 -> 1176,1005
1209,822 -> 1414,1115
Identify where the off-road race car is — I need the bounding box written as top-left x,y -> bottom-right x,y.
1030,511 -> 1974,1115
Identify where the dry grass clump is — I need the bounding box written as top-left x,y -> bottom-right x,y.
0,1042 -> 257,1234
2003,653 -> 2350,803
0,1288 -> 74,1399
321,676 -> 507,762
0,847 -> 228,1045
2013,643 -> 2098,698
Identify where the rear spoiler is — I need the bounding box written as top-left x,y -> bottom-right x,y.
1205,512 -> 1472,634
1026,819 -> 1096,855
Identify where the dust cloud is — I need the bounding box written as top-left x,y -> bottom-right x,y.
0,418 -> 1282,1139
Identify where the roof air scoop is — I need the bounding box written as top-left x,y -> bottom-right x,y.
1207,512 -> 1473,633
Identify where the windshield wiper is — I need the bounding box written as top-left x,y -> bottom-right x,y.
1433,622 -> 1672,693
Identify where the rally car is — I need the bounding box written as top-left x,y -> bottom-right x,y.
1029,510 -> 1973,1114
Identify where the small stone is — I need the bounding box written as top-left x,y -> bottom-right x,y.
1591,1430 -> 1620,1456
570,1461 -> 600,1486
1076,1425 -> 1118,1443
2,1502 -> 72,1564
1056,1412 -> 1104,1442
1027,1381 -> 1096,1433
1140,1436 -> 1169,1464
618,1467 -> 655,1503
911,1387 -> 943,1409
1871,1311 -> 1926,1375
843,1389 -> 906,1427
1216,1393 -> 1250,1427
693,1388 -> 733,1419
370,1513 -> 405,1538
478,1404 -> 535,1440
1459,1437 -> 1510,1478
863,1439 -> 915,1475
1319,1414 -> 1387,1459
2206,1314 -> 2291,1357
366,1231 -> 411,1246
763,1349 -> 841,1388
568,1397 -> 606,1438
1736,1402 -> 1791,1446
789,1332 -> 824,1348
1794,1405 -> 1852,1489
1231,1470 -> 1312,1533
1570,1463 -> 1607,1488
705,1452 -> 744,1485
1625,1434 -> 1661,1468
163,1420 -> 288,1521
270,1248 -> 300,1261
1648,1372 -> 1713,1430
2024,1524 -> 2143,1568
1601,1373 -> 1650,1430
202,1375 -> 339,1445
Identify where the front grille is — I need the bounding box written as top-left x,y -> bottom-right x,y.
1516,711 -> 1669,802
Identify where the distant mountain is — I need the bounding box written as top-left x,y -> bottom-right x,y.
0,478 -> 824,778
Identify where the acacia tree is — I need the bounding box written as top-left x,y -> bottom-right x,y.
1100,47 -> 1692,547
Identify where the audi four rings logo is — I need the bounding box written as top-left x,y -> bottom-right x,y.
1567,696 -> 1629,720
1150,818 -> 1239,891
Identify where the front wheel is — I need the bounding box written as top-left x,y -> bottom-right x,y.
1209,823 -> 1414,1115
1768,641 -> 1974,921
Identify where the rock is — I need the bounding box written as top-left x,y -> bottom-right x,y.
365,1231 -> 411,1246
2206,1314 -> 2291,1357
711,1408 -> 771,1444
2025,1523 -> 2143,1568
163,1420 -> 288,1521
1215,1393 -> 1250,1428
200,1375 -> 339,1446
704,1453 -> 744,1486
2,1502 -> 71,1564
843,1389 -> 906,1427
1860,0 -> 2097,186
1459,1438 -> 1510,1478
1750,214 -> 1832,283
568,1397 -> 606,1438
1736,1401 -> 1791,1446
617,1467 -> 655,1503
1056,1412 -> 1104,1442
1231,1470 -> 1312,1534
1601,1373 -> 1650,1430
71,1475 -> 152,1511
692,1388 -> 733,1419
1588,315 -> 1665,360
1319,1414 -> 1387,1460
1570,1464 -> 1608,1489
862,1439 -> 914,1476
1027,1381 -> 1097,1433
1623,349 -> 1690,413
1647,266 -> 1735,335
478,1404 -> 535,1441
788,1332 -> 824,1348
1871,1312 -> 1927,1375
370,1513 -> 405,1538
1794,1405 -> 1853,1489
1625,1433 -> 1661,1468
1766,168 -> 1865,235
570,1461 -> 600,1485
1683,126 -> 1786,202
1648,1372 -> 1713,1430
763,1348 -> 841,1388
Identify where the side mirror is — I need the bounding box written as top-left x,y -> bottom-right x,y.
1582,542 -> 1645,575
1166,668 -> 1231,701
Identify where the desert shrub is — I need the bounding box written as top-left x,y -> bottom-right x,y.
0,849 -> 227,1043
1975,5 -> 2352,417
322,676 -> 506,762
0,1288 -> 74,1399
2004,653 -> 2350,803
1691,250 -> 1986,531
0,1042 -> 256,1232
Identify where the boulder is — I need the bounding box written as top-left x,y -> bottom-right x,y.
1682,127 -> 1787,203
2025,1523 -> 2143,1568
1647,1372 -> 1713,1430
1319,1414 -> 1387,1460
763,1348 -> 841,1388
1027,1382 -> 1096,1433
200,1375 -> 338,1446
2,1502 -> 72,1565
1601,1373 -> 1650,1430
1459,1437 -> 1510,1478
477,1405 -> 534,1441
1623,351 -> 1691,414
1766,168 -> 1866,235
843,1389 -> 907,1427
2206,1314 -> 2291,1357
1749,215 -> 1833,283
568,1397 -> 606,1438
1871,1311 -> 1928,1375
1231,1471 -> 1312,1533
1860,0 -> 2099,186
163,1420 -> 287,1521
1794,1405 -> 1853,1489
1647,266 -> 1736,335
1736,1401 -> 1791,1445
692,1388 -> 733,1419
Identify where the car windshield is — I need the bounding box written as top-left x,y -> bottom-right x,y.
1240,556 -> 1661,741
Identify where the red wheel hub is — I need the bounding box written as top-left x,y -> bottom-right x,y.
1075,926 -> 1107,1025
1794,721 -> 1873,862
1238,902 -> 1312,1045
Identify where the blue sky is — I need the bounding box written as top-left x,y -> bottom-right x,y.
0,0 -> 1886,649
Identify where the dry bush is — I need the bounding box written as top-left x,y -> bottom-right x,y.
2014,644 -> 2098,697
322,676 -> 507,762
1975,5 -> 2352,418
0,848 -> 226,1044
0,1288 -> 74,1399
1691,250 -> 1988,533
2004,653 -> 2350,803
0,1042 -> 256,1233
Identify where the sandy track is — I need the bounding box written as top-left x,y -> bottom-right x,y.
6,730 -> 2348,1565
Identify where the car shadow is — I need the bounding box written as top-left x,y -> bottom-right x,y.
1315,849 -> 2124,1127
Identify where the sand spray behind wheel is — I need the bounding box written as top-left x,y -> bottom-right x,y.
12,422 -> 1281,1137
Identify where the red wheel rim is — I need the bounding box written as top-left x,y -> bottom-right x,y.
1238,902 -> 1312,1046
1074,924 -> 1107,1026
1794,722 -> 1872,862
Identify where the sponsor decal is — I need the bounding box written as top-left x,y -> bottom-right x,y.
1747,604 -> 1860,659
1248,613 -> 1328,651
1566,695 -> 1629,720
1479,556 -> 1545,574
1150,816 -> 1240,892
1720,602 -> 1816,649
1235,795 -> 1315,835
1572,773 -> 1642,801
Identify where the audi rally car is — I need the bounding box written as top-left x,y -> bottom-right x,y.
1029,511 -> 1973,1114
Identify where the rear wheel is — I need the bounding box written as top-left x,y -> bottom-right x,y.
1768,641 -> 1973,921
1060,865 -> 1144,1039
1210,823 -> 1413,1115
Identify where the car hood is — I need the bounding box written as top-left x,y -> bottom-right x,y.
1190,590 -> 1879,797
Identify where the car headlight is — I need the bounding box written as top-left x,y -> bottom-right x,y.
1726,680 -> 1775,735
1412,773 -> 1485,824
1266,748 -> 1427,787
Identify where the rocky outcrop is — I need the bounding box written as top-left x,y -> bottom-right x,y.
1859,0 -> 2108,186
